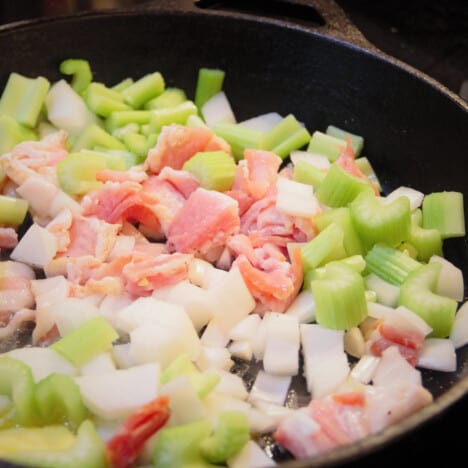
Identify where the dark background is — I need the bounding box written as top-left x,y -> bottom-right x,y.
0,1 -> 466,467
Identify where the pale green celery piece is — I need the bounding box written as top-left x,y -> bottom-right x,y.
195,68 -> 225,111
183,151 -> 236,192
354,157 -> 382,193
422,191 -> 465,239
293,159 -> 326,189
411,208 -> 423,226
85,83 -> 131,118
106,110 -> 152,132
144,88 -> 187,110
270,127 -> 311,159
310,255 -> 366,280
213,123 -> 262,161
51,317 -> 118,367
326,124 -> 364,156
311,262 -> 368,330
79,149 -> 128,171
72,124 -> 126,152
307,131 -> 346,162
0,73 -> 50,127
59,59 -> 92,94
0,195 -> 28,225
408,223 -> 443,262
122,72 -> 165,109
397,241 -> 419,259
0,115 -> 37,154
111,78 -> 134,93
111,123 -> 140,140
122,132 -> 149,161
364,273 -> 400,307
186,114 -> 209,129
146,133 -> 159,151
399,262 -> 457,338
365,243 -> 422,286
149,101 -> 197,133
365,290 -> 377,302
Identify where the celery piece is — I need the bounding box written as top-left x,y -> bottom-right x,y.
307,131 -> 346,162
350,190 -> 411,249
302,268 -> 315,291
183,151 -> 236,191
354,157 -> 382,193
35,373 -> 88,430
326,125 -> 364,157
311,262 -> 368,330
293,159 -> 326,188
312,255 -> 366,280
301,223 -> 347,271
160,354 -> 220,399
195,68 -> 225,111
365,290 -> 377,302
144,87 -> 187,110
0,115 -> 37,154
408,224 -> 443,262
213,123 -> 261,161
72,124 -> 126,152
111,77 -> 134,93
365,243 -> 422,286
397,241 -> 418,259
84,83 -> 130,118
122,72 -> 165,109
5,420 -> 107,468
148,101 -> 197,133
59,59 -> 92,95
146,133 -> 159,151
364,273 -> 400,307
186,114 -> 209,129
317,163 -> 370,208
0,195 -> 28,225
315,207 -> 363,256
122,132 -> 149,161
111,123 -> 140,140
201,411 -> 249,464
258,114 -> 310,159
152,420 -> 214,468
422,191 -> 465,239
80,149 -> 128,171
0,73 -> 50,127
399,263 -> 457,337
0,357 -> 37,427
106,110 -> 152,132
51,317 -> 118,367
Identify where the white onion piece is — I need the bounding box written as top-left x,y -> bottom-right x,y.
300,324 -> 349,399
417,338 -> 456,372
290,151 -> 331,170
285,290 -> 316,324
239,112 -> 283,133
373,346 -> 421,387
38,121 -> 59,139
275,177 -> 320,218
286,242 -> 307,263
112,344 -> 135,369
49,190 -> 83,218
382,186 -> 424,211
187,258 -> 214,288
364,273 -> 400,307
249,371 -> 291,406
252,400 -> 294,423
16,177 -> 58,220
202,91 -> 236,127
450,301 -> 468,348
252,313 -> 282,361
227,440 -> 275,468
204,393 -> 251,426
430,255 -> 464,302
201,320 -> 230,348
247,407 -> 277,434
196,346 -> 233,371
228,314 -> 261,342
80,353 -> 116,376
99,294 -> 133,329
344,327 -> 366,358
213,369 -> 248,400
228,341 -> 253,361
350,355 -> 381,384
367,301 -> 395,319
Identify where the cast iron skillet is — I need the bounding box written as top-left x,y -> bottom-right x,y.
0,1 -> 467,466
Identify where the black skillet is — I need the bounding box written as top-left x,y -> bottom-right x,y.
0,0 -> 467,466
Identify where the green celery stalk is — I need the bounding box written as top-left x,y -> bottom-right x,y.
144,88 -> 187,110
408,223 -> 443,262
0,73 -> 50,127
213,123 -> 261,161
122,72 -> 165,109
326,124 -> 364,156
122,132 -> 149,162
311,255 -> 366,280
72,124 -> 126,152
0,195 -> 28,225
307,131 -> 345,162
84,83 -> 130,118
106,110 -> 152,132
59,59 -> 93,95
148,101 -> 197,133
195,68 -> 225,111
0,115 -> 37,154
186,114 -> 208,129
354,157 -> 382,193
292,159 -> 326,188
111,78 -> 134,93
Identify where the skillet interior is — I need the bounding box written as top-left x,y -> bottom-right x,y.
0,8 -> 467,467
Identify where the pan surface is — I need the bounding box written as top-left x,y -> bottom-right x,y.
0,6 -> 467,467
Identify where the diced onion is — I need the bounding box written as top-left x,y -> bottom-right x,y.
450,301 -> 468,348
202,91 -> 236,127
290,151 -> 331,170
382,186 -> 424,211
350,355 -> 381,384
373,346 -> 421,387
417,338 -> 456,372
248,370 -> 291,406
239,112 -> 283,133
228,341 -> 253,361
276,177 -> 320,218
228,314 -> 261,342
285,290 -> 316,324
430,255 -> 464,302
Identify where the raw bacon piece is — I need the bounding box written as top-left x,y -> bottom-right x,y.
46,209 -> 73,252
145,124 -> 231,174
0,227 -> 18,249
158,167 -> 200,199
167,188 -> 240,257
0,261 -> 35,313
95,166 -> 148,184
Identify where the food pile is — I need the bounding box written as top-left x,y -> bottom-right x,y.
0,60 -> 466,467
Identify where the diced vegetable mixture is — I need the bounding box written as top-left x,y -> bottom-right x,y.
0,60 -> 466,467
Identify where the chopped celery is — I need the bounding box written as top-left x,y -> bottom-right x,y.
311,255 -> 366,280
0,357 -> 37,427
326,125 -> 364,156
144,87 -> 187,110
0,195 -> 28,225
315,207 -> 363,256
354,157 -> 382,193
4,420 -> 107,468
183,151 -> 236,191
152,420 -> 214,468
412,208 -> 423,226
364,273 -> 400,307
122,72 -> 165,109
365,243 -> 422,286
408,223 -> 443,262
307,131 -> 345,162
186,114 -> 209,129
301,223 -> 347,271
51,317 -> 118,367
0,73 -> 50,127
311,262 -> 368,330
59,59 -> 92,95
72,124 -> 126,152
422,191 -> 465,239
317,163 -> 370,207
122,133 -> 149,161
258,114 -> 310,159
399,263 -> 457,338
160,354 -> 220,399
201,411 -> 249,464
111,123 -> 140,140
0,115 -> 37,154
111,77 -> 134,93
148,101 -> 197,133
213,123 -> 262,161
350,190 -> 411,249
84,83 -> 130,118
106,110 -> 152,132
397,241 -> 419,259
81,149 -> 131,171
292,159 -> 326,188
195,68 -> 225,111
35,373 -> 88,430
